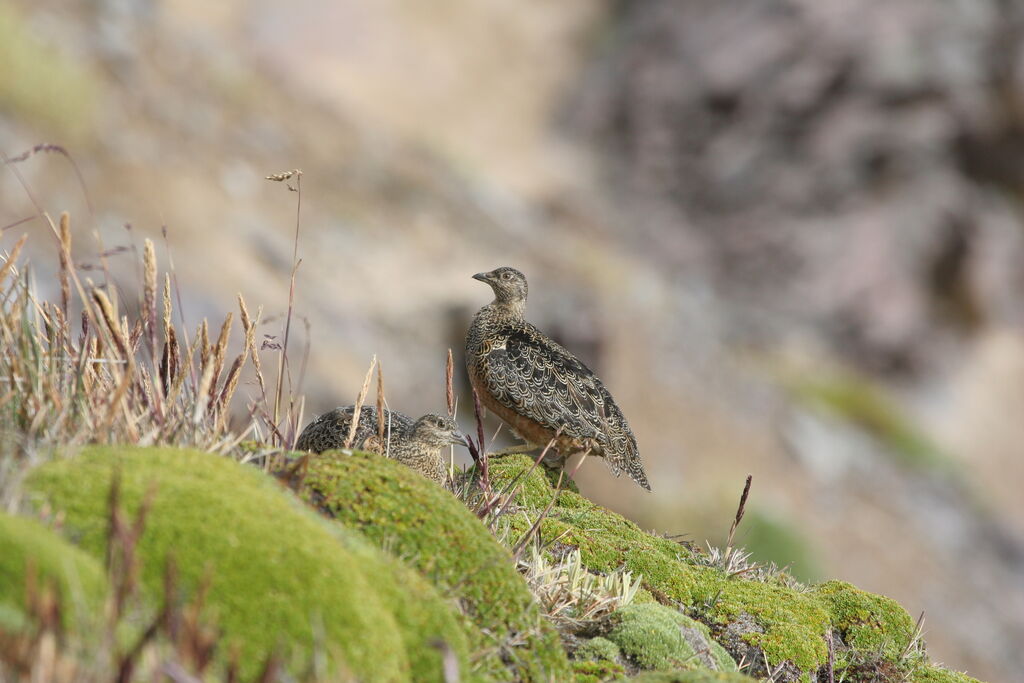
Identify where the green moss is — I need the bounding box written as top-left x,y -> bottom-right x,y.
630,671 -> 756,682
0,512 -> 107,632
334,532 -> 472,681
577,636 -> 622,662
286,450 -> 570,681
574,658 -> 628,682
815,581 -> 915,659
26,446 -> 469,681
605,604 -> 736,672
491,455 -> 828,674
912,666 -> 983,683
0,4 -> 99,139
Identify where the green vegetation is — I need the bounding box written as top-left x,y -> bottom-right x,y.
0,512 -> 108,632
603,603 -> 737,672
25,446 -> 470,681
284,449 -> 571,681
630,671 -> 755,683
486,453 -> 961,682
576,636 -> 622,662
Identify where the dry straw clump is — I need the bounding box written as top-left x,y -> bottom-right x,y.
0,212 -> 284,502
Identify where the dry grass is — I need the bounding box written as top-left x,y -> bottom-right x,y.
0,206 -> 305,504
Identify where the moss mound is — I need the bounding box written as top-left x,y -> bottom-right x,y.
913,666 -> 983,683
630,671 -> 755,682
487,454 -> 975,683
0,512 -> 108,632
577,636 -> 623,662
283,449 -> 570,681
603,604 -> 736,673
26,446 -> 469,681
814,581 -> 916,659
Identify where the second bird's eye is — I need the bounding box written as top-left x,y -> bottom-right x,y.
501,271 -> 511,279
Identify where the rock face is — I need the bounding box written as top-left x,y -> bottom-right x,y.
573,0 -> 1024,375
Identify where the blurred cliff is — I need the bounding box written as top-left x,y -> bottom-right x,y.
1,0 -> 1023,680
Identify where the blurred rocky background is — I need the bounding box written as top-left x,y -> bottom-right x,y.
2,0 -> 1023,680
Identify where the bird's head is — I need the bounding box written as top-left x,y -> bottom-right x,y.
411,414 -> 469,449
472,267 -> 528,306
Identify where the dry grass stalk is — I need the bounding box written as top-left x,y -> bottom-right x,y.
376,361 -> 386,444
724,474 -> 753,565
344,356 -> 377,449
207,313 -> 233,405
445,349 -> 455,416
92,288 -> 130,362
268,168 -> 303,446
142,238 -> 157,355
58,213 -> 72,317
0,233 -> 27,286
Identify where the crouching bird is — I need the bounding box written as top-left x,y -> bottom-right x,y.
294,405 -> 467,485
466,267 -> 650,491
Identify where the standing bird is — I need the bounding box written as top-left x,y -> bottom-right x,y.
466,267 -> 650,491
294,405 -> 467,485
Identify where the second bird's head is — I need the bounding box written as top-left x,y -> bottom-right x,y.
472,267 -> 528,305
411,414 -> 469,449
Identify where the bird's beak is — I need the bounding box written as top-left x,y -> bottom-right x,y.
451,431 -> 469,447
472,272 -> 490,283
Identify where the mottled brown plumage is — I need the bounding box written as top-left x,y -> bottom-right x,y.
294,405 -> 467,484
466,267 -> 650,490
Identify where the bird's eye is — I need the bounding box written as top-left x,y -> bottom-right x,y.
501,271 -> 511,280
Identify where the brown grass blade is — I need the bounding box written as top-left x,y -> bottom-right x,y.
344,355 -> 377,449
0,233 -> 28,286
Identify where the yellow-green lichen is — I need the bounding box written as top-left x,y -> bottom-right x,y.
285,449 -> 571,682
0,512 -> 108,633
26,446 -> 468,681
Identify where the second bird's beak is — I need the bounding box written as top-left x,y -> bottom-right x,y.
451,431 -> 469,447
472,272 -> 490,283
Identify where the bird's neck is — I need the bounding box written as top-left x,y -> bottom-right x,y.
487,299 -> 525,322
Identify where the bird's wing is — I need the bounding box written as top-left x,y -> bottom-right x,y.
480,324 -> 614,444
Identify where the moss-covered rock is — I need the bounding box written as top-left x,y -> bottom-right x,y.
603,604 -> 737,673
26,446 -> 470,681
577,636 -> 623,662
283,449 -> 571,681
486,454 -> 981,683
574,658 -> 628,682
629,671 -> 756,682
491,455 -> 825,676
814,580 -> 916,659
0,512 -> 108,632
912,666 -> 983,683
